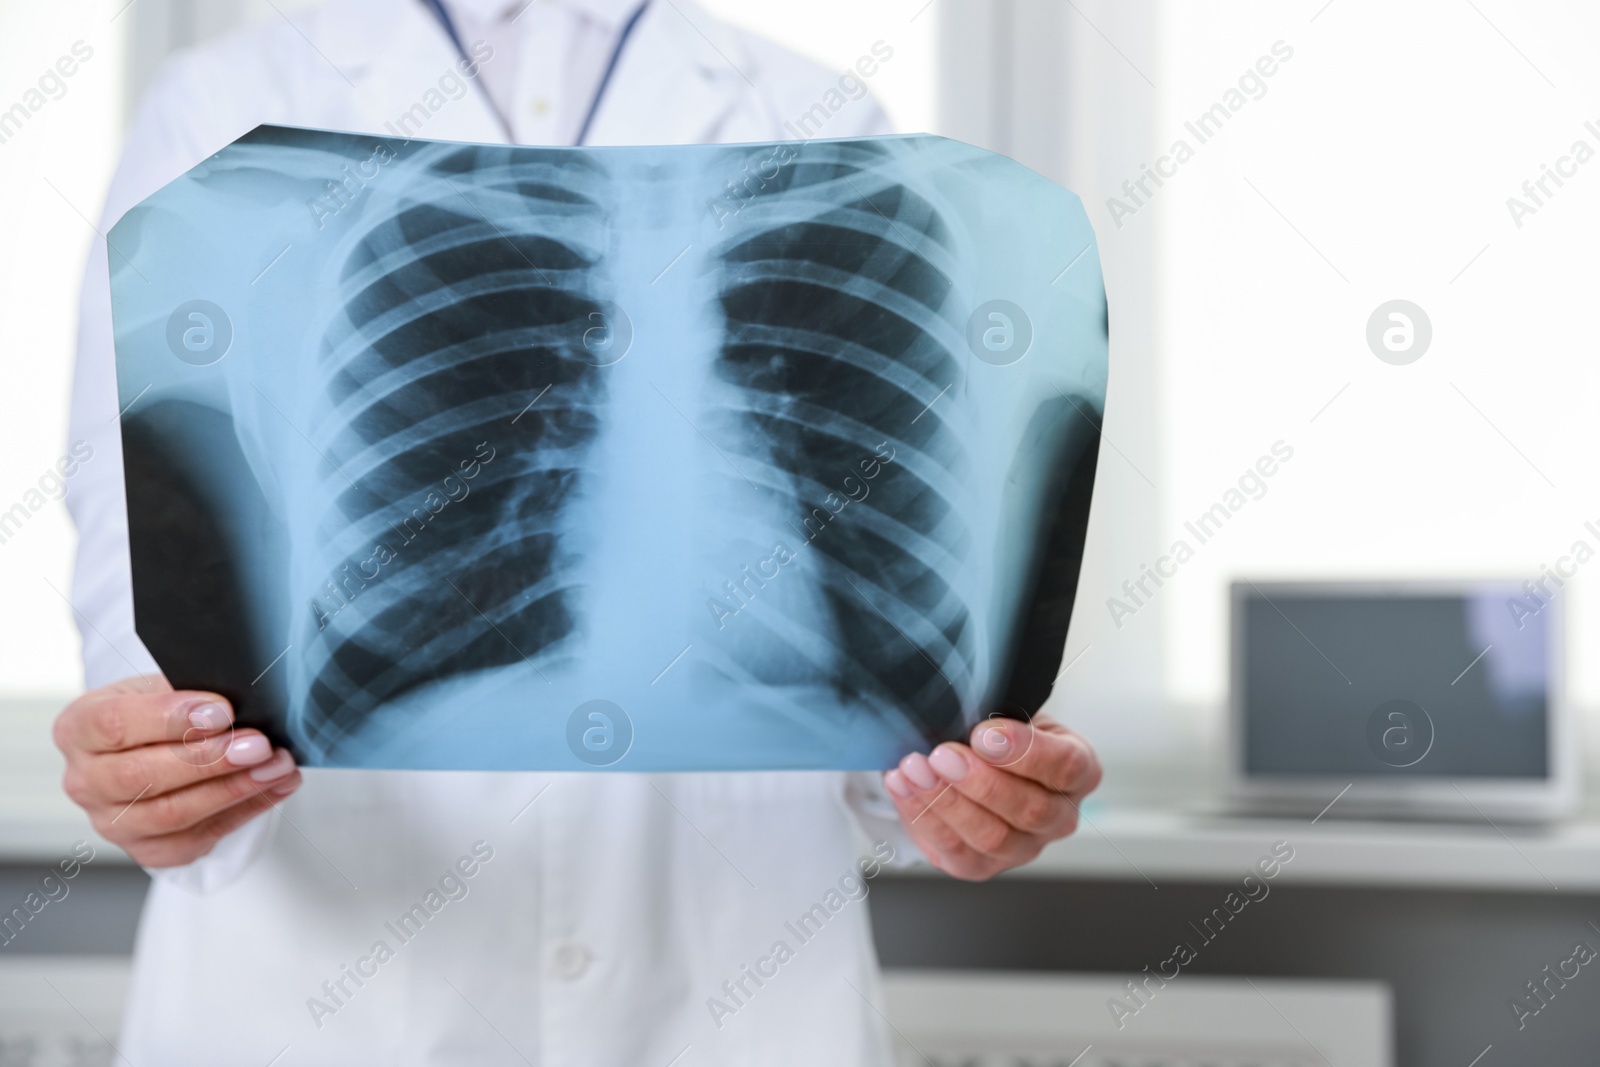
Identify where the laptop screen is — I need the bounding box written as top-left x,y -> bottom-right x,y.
1238,585 -> 1550,779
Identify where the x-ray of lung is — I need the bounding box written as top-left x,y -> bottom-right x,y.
108,125 -> 1108,771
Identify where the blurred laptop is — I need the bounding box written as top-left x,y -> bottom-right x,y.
1226,579 -> 1579,822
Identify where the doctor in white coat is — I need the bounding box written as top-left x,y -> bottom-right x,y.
54,1 -> 1104,1063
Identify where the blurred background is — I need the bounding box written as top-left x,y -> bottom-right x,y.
3,1 -> 1599,1065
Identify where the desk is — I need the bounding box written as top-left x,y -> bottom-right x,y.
871,777 -> 1600,1067
1010,803 -> 1600,893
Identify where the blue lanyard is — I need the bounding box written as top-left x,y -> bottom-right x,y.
419,0 -> 650,146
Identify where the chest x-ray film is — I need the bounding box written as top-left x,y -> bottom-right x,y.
108,125 -> 1107,771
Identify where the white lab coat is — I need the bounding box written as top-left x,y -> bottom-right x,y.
66,2 -> 911,1063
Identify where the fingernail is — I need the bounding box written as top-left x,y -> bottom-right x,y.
248,750 -> 295,782
187,701 -> 231,731
977,723 -> 1013,760
902,752 -> 938,790
928,744 -> 969,782
225,734 -> 271,767
884,769 -> 912,798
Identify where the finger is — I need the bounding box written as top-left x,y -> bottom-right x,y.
76,730 -> 279,805
969,716 -> 1101,797
57,685 -> 233,755
893,752 -> 1041,862
125,783 -> 294,869
100,755 -> 300,838
927,743 -> 1077,836
917,782 -> 1042,862
886,752 -> 953,824
883,770 -> 995,876
104,674 -> 172,696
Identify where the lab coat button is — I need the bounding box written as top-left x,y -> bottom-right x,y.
551,941 -> 591,980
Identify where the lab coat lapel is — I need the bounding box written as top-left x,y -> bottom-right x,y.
308,0 -> 510,145
580,0 -> 771,146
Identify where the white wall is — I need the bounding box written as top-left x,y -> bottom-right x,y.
1151,0 -> 1600,734
0,4 -> 127,698
954,0 -> 1600,762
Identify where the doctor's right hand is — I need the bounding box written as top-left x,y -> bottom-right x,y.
53,675 -> 300,868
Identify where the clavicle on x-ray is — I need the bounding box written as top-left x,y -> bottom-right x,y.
108,125 -> 1108,771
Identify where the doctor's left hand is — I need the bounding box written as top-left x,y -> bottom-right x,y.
883,713 -> 1101,881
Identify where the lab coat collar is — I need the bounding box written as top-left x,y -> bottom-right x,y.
304,0 -> 763,146
579,0 -> 767,145
445,0 -> 642,28
306,0 -> 444,75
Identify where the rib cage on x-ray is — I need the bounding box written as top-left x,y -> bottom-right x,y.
289,139 -> 980,757
292,145 -> 613,757
708,141 -> 974,742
